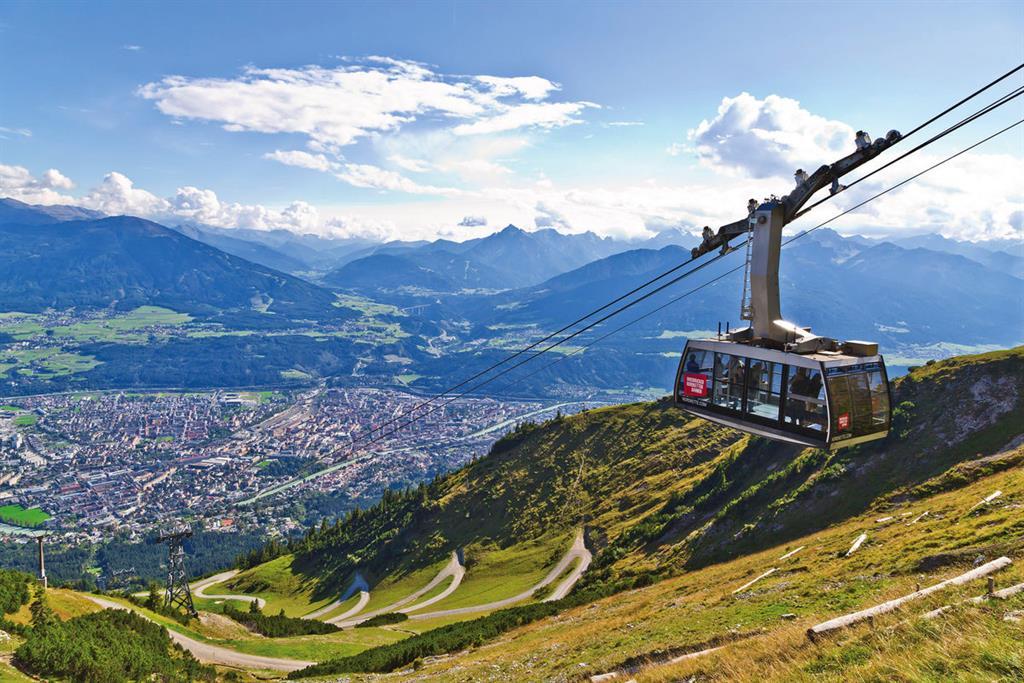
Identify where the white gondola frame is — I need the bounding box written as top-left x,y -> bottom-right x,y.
674,339 -> 891,450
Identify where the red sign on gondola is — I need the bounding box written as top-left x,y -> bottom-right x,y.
837,412 -> 851,431
683,373 -> 708,398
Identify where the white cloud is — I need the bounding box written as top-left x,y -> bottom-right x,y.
122,44 -> 142,51
452,101 -> 598,136
138,58 -> 596,153
81,172 -> 170,216
820,150 -> 1024,241
0,164 -> 76,204
322,214 -> 396,241
606,121 -> 644,127
688,92 -> 853,178
168,186 -> 225,224
533,201 -> 572,231
387,155 -> 433,173
264,149 -> 336,172
41,169 -> 74,190
0,126 -> 31,138
378,131 -> 526,184
665,142 -> 688,157
5,80 -> 1020,246
476,75 -> 559,101
334,163 -> 461,196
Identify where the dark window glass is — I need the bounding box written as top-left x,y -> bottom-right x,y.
746,360 -> 782,421
678,349 -> 714,401
785,366 -> 826,431
829,370 -> 888,437
868,371 -> 890,429
713,353 -> 745,411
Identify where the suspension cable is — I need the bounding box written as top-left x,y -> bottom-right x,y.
795,83 -> 1024,219
333,116 -> 1024,461
494,117 -> 1024,395
347,66 -> 1024,448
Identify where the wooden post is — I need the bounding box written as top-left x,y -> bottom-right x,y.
807,556 -> 1012,639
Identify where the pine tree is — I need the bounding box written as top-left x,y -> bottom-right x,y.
28,586 -> 56,632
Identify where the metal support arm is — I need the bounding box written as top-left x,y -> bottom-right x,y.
690,129 -> 903,260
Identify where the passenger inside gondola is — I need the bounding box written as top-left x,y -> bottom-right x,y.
686,353 -> 700,373
712,353 -> 745,410
785,367 -> 825,430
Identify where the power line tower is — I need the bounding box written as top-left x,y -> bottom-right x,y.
156,527 -> 197,617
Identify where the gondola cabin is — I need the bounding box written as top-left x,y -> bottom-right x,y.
674,339 -> 890,450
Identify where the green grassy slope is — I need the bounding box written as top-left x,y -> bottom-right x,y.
409,450 -> 1024,682
281,348 -> 1021,597
219,347 -> 1022,679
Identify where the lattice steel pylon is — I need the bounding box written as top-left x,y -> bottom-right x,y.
739,215 -> 756,322
156,527 -> 197,617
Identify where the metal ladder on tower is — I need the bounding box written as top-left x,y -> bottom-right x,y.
739,216 -> 755,321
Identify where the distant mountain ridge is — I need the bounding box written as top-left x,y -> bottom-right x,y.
470,228 -> 1024,350
0,213 -> 343,318
0,197 -> 104,224
323,225 -> 647,291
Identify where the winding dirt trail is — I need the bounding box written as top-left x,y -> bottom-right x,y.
304,572 -> 370,621
191,570 -> 267,609
83,595 -> 312,672
410,529 -> 590,620
400,553 -> 467,614
333,551 -> 465,627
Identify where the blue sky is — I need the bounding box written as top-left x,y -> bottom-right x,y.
1,0 -> 1022,241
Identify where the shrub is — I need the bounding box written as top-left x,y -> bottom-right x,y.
221,603 -> 338,637
14,607 -> 214,682
355,612 -> 408,628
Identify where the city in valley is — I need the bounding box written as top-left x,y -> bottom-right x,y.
0,387 -> 594,545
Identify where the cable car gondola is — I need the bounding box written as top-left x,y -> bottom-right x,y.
674,134 -> 901,449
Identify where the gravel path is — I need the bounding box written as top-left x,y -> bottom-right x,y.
191,570 -> 267,609
334,551 -> 465,627
83,595 -> 313,672
304,572 -> 369,620
410,529 -> 590,620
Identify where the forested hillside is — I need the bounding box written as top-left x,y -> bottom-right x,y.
243,347 -> 1023,602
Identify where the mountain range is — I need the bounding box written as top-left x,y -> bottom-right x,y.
0,197 -> 1020,396
0,200 -> 344,320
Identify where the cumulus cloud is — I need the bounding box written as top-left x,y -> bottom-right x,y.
821,150 -> 1024,241
42,168 -> 74,190
458,215 -> 487,227
80,172 -> 170,216
264,149 -> 336,172
0,164 -> 76,204
688,92 -> 853,178
138,58 -> 595,153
